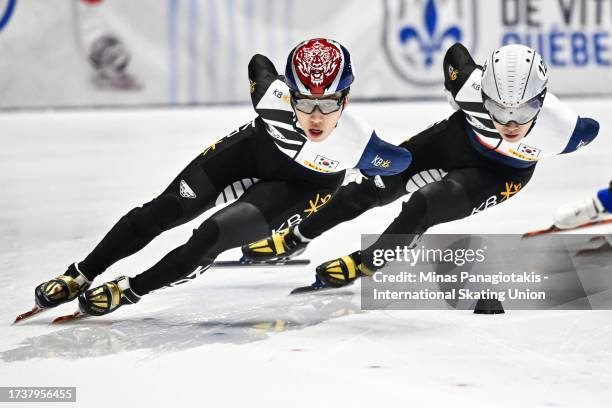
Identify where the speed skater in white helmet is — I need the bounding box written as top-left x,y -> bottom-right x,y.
481,44 -> 549,143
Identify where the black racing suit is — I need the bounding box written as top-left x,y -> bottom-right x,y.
296,44 -> 536,266
78,55 -> 344,295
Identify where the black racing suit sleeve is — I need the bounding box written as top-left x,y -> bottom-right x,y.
443,42 -> 479,98
394,44 -> 478,150
248,54 -> 281,108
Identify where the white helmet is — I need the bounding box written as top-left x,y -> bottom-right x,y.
481,44 -> 549,124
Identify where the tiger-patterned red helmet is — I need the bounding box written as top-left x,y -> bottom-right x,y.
285,38 -> 354,96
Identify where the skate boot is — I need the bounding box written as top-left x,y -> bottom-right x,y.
78,276 -> 140,317
34,263 -> 92,309
242,226 -> 308,262
554,195 -> 608,229
316,251 -> 374,288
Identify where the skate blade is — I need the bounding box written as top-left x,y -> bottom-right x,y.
522,225 -> 559,238
289,285 -> 322,295
214,259 -> 310,267
289,281 -> 353,295
52,311 -> 86,324
523,218 -> 612,238
13,306 -> 46,324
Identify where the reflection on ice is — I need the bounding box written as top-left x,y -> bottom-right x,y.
1,292 -> 359,361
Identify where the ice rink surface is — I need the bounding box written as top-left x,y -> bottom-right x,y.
1,100 -> 611,407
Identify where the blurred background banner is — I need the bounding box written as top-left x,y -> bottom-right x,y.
0,0 -> 610,109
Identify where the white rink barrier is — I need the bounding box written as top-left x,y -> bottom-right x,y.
0,0 -> 610,108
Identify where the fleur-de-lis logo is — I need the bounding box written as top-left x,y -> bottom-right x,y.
398,0 -> 461,67
383,0 -> 478,85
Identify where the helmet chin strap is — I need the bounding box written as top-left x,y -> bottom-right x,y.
290,110 -> 307,137
333,98 -> 349,129
337,100 -> 347,121
523,116 -> 538,138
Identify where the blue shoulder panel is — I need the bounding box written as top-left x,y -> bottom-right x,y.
355,132 -> 412,176
560,117 -> 599,154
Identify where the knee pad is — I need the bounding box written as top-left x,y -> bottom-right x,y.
384,189 -> 429,235
186,202 -> 270,261
182,217 -> 221,265
385,179 -> 471,235
417,179 -> 471,226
